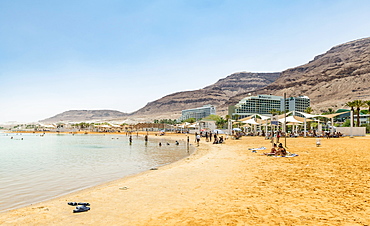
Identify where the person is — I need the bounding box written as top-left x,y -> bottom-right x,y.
159,142 -> 162,146
276,131 -> 281,143
196,133 -> 201,146
264,143 -> 277,156
219,136 -> 224,144
129,135 -> 132,145
213,136 -> 219,144
175,140 -> 179,145
275,143 -> 287,156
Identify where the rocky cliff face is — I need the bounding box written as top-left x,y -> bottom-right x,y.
40,110 -> 128,123
227,37 -> 370,111
131,72 -> 280,117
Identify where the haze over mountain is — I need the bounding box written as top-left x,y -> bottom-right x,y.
40,110 -> 128,123
40,72 -> 280,123
40,37 -> 370,123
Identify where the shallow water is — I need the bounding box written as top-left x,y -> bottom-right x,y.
0,132 -> 192,212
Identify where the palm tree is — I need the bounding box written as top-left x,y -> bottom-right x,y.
327,108 -> 335,114
233,114 -> 240,121
345,101 -> 356,126
269,109 -> 280,116
365,100 -> 370,114
305,107 -> 313,114
352,100 -> 365,126
216,117 -> 226,129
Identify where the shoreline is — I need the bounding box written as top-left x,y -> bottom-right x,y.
1,135 -> 370,225
0,131 -> 196,214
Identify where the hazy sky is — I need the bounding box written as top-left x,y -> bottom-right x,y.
1,0 -> 370,123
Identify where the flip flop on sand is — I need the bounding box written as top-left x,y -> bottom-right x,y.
78,202 -> 90,206
73,205 -> 90,213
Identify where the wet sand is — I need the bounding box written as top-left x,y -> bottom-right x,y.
0,134 -> 369,225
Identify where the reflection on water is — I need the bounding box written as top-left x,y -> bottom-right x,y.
0,133 -> 193,212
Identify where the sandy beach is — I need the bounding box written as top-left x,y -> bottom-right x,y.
1,133 -> 370,225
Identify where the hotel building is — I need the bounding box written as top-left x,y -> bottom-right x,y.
180,105 -> 216,121
230,94 -> 310,118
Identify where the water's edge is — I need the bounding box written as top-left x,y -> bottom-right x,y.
0,132 -> 196,213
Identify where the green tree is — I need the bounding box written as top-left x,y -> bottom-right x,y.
352,100 -> 365,127
233,114 -> 240,121
183,118 -> 196,123
345,101 -> 356,126
269,109 -> 280,116
342,119 -> 351,127
204,114 -> 221,121
215,117 -> 227,129
365,100 -> 370,115
305,107 -> 313,114
225,115 -> 231,121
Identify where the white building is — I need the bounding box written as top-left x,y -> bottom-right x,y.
231,94 -> 310,118
180,105 -> 216,121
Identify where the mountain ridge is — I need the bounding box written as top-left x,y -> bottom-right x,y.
226,37 -> 370,110
41,37 -> 370,123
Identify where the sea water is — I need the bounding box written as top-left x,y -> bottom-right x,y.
0,132 -> 192,212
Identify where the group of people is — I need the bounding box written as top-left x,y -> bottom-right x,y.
195,132 -> 225,146
264,143 -> 287,156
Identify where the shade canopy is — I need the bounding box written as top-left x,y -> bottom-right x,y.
243,118 -> 260,125
278,116 -> 302,124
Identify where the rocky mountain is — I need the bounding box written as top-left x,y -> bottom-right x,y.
227,37 -> 370,111
40,110 -> 128,123
131,72 -> 280,117
40,37 -> 370,123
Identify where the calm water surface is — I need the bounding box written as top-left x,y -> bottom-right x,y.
0,132 -> 192,212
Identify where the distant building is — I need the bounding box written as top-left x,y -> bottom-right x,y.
230,94 -> 310,118
180,105 -> 216,121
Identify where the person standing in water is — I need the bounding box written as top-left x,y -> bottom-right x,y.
144,134 -> 148,145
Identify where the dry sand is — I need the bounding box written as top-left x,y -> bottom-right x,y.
1,134 -> 370,225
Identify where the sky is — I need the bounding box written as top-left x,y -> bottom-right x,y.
1,0 -> 370,123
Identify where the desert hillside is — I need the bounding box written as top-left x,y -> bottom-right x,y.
227,37 -> 370,111
131,72 -> 280,117
40,110 -> 128,123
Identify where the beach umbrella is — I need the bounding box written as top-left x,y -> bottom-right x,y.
233,128 -> 242,131
213,129 -> 225,134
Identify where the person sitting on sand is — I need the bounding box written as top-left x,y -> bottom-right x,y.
264,143 -> 277,156
219,136 -> 224,144
275,143 -> 287,156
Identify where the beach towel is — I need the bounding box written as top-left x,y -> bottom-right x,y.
248,147 -> 267,151
272,153 -> 299,158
